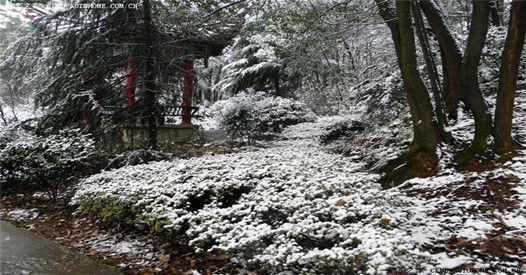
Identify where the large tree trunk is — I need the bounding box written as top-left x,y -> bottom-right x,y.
461,0 -> 492,154
420,0 -> 463,120
374,0 -> 440,187
374,0 -> 401,55
376,0 -> 439,152
396,1 -> 439,152
411,2 -> 448,137
142,0 -> 158,149
494,0 -> 526,154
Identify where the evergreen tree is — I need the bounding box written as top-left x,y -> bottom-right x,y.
214,35 -> 283,96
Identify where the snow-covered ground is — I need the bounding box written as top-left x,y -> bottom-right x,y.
3,208 -> 40,221
0,104 -> 37,127
69,89 -> 526,274
78,232 -> 164,271
71,89 -> 526,274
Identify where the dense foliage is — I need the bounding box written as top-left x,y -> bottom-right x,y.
0,128 -> 96,196
214,36 -> 284,96
208,92 -> 316,142
105,149 -> 172,170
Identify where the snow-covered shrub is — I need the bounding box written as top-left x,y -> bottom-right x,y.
105,149 -> 172,170
72,122 -> 433,274
76,196 -> 143,229
319,117 -> 368,144
350,74 -> 408,126
208,92 -> 316,142
256,95 -> 317,133
0,117 -> 39,146
210,94 -> 259,142
325,75 -> 410,162
0,128 -> 96,195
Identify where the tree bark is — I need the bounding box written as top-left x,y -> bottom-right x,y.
494,0 -> 526,153
461,0 -> 492,154
411,1 -> 448,136
396,1 -> 439,152
142,0 -> 158,149
375,0 -> 440,152
420,0 -> 463,120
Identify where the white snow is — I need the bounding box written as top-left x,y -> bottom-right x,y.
435,253 -> 470,269
5,208 -> 39,221
72,90 -> 526,273
79,232 -> 161,268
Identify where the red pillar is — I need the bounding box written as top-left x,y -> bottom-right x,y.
125,54 -> 136,106
182,57 -> 194,124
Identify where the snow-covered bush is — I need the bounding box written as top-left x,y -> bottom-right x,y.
350,74 -> 408,126
322,75 -> 410,163
208,92 -> 316,142
319,117 -> 368,144
105,149 -> 172,170
210,94 -> 259,142
0,128 -> 96,195
0,123 -> 33,150
72,122 -> 433,274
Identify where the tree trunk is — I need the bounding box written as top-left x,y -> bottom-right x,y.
396,1 -> 440,152
411,1 -> 448,138
461,0 -> 492,154
420,0 -> 463,120
373,0 -> 440,186
494,0 -> 526,153
376,0 -> 440,152
274,78 -> 281,97
142,0 -> 158,149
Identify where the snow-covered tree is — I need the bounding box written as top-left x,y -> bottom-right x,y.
214,35 -> 284,96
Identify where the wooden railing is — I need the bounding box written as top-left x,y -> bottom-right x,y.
162,106 -> 200,117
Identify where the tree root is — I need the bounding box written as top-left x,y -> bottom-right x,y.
378,149 -> 439,189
